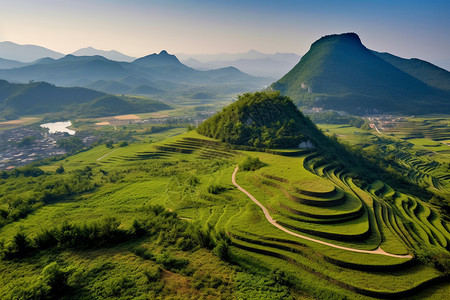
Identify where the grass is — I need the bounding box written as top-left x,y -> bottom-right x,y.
1,128 -> 449,299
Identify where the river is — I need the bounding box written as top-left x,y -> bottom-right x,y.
40,121 -> 76,135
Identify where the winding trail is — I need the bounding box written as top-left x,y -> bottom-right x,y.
231,166 -> 412,258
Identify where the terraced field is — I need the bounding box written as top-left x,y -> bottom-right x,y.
2,130 -> 449,298
105,131 -> 448,298
386,117 -> 450,149
116,132 -> 450,297
319,118 -> 450,197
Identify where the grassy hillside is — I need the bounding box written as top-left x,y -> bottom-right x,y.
1,92 -> 449,298
1,128 -> 449,299
271,33 -> 450,115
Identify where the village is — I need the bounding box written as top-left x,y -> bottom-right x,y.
365,114 -> 403,131
0,126 -> 94,170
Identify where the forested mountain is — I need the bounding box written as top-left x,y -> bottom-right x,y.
271,33 -> 450,115
0,80 -> 170,119
373,51 -> 450,91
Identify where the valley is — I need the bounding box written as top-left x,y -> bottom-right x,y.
0,91 -> 448,299
0,12 -> 449,297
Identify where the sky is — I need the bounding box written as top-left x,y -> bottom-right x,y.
1,0 -> 450,64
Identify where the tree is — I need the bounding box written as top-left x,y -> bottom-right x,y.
56,165 -> 65,174
106,141 -> 114,148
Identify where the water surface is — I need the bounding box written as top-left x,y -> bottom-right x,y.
40,121 -> 76,135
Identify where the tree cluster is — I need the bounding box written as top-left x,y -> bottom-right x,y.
197,91 -> 321,149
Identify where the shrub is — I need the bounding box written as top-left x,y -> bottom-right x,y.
132,246 -> 154,260
56,165 -> 65,174
3,232 -> 34,259
241,156 -> 266,171
213,240 -> 231,262
144,267 -> 161,282
155,250 -> 189,270
208,184 -> 228,194
41,262 -> 72,298
415,245 -> 450,274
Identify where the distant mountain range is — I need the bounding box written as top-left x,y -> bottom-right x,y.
0,41 -> 64,62
271,33 -> 450,115
178,50 -> 301,78
0,79 -> 170,120
71,47 -> 136,62
0,50 -> 269,97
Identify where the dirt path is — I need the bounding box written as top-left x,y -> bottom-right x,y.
96,149 -> 117,161
373,124 -> 383,134
232,166 -> 412,258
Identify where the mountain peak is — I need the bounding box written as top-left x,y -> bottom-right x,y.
133,50 -> 186,68
311,32 -> 363,50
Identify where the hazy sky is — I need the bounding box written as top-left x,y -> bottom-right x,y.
1,0 -> 449,62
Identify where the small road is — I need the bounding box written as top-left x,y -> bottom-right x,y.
231,166 -> 412,258
97,149 -> 117,161
373,123 -> 382,134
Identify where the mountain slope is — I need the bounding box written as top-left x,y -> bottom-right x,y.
197,91 -> 321,148
0,80 -> 104,117
0,57 -> 26,69
133,50 -> 187,68
0,80 -> 170,119
373,51 -> 450,91
180,50 -> 301,77
271,33 -> 450,115
0,41 -> 64,62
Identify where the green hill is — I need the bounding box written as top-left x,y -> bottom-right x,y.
0,80 -> 104,118
197,91 -> 321,148
78,95 -> 170,117
271,33 -> 450,115
0,80 -> 170,119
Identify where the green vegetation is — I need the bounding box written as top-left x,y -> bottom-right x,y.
1,92 -> 449,299
373,51 -> 450,91
197,91 -> 320,148
241,156 -> 266,171
0,80 -> 171,121
307,111 -> 369,129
